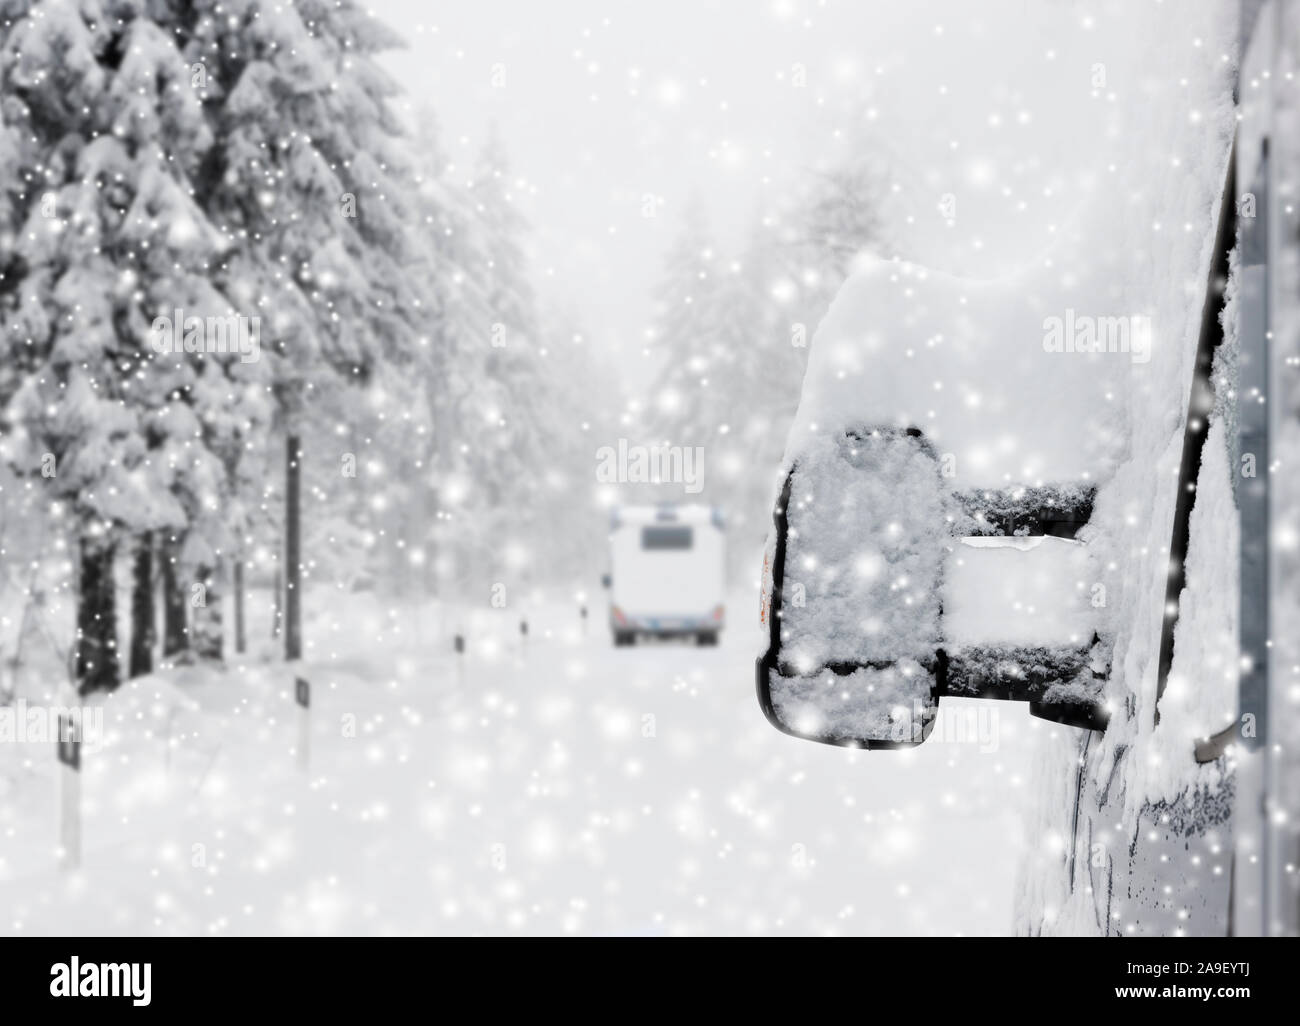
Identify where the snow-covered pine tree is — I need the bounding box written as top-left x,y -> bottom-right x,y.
441,132 -> 554,592
636,176 -> 886,582
529,304 -> 624,583
640,199 -> 729,485
0,0 -> 233,692
180,0 -> 432,658
407,108 -> 489,598
706,223 -> 806,573
795,157 -> 889,301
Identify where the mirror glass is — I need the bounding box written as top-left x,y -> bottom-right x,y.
760,428 -> 948,747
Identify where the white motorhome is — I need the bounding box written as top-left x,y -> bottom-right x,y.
605,505 -> 725,646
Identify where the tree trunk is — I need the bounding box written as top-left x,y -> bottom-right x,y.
161,534 -> 189,660
129,532 -> 155,678
76,537 -> 120,695
192,560 -> 224,662
271,566 -> 283,640
285,433 -> 302,661
233,558 -> 247,655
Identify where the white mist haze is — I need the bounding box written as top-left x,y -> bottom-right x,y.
370,0 -> 1161,372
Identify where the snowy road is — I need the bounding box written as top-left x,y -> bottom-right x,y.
0,592 -> 1045,935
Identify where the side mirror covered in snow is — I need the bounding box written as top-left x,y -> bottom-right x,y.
757,426 -> 1108,750
758,428 -> 946,747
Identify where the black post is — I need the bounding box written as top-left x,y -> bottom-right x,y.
129,532 -> 155,678
233,557 -> 247,655
76,537 -> 120,695
161,534 -> 188,660
285,434 -> 302,662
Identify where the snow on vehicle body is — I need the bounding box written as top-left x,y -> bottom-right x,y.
607,505 -> 725,645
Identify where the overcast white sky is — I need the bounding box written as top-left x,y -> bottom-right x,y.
368,0 -> 1138,364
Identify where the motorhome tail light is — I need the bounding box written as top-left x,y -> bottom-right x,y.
612,606 -> 628,626
712,605 -> 725,622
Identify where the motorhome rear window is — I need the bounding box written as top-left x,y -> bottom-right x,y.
641,526 -> 693,551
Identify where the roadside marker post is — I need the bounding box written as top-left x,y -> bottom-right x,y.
295,676 -> 311,771
57,711 -> 81,871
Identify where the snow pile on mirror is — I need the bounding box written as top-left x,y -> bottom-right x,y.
778,429 -> 948,671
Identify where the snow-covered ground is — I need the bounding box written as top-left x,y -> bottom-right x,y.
0,588 -> 1044,936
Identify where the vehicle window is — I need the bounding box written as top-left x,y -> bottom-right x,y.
641,526 -> 693,551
